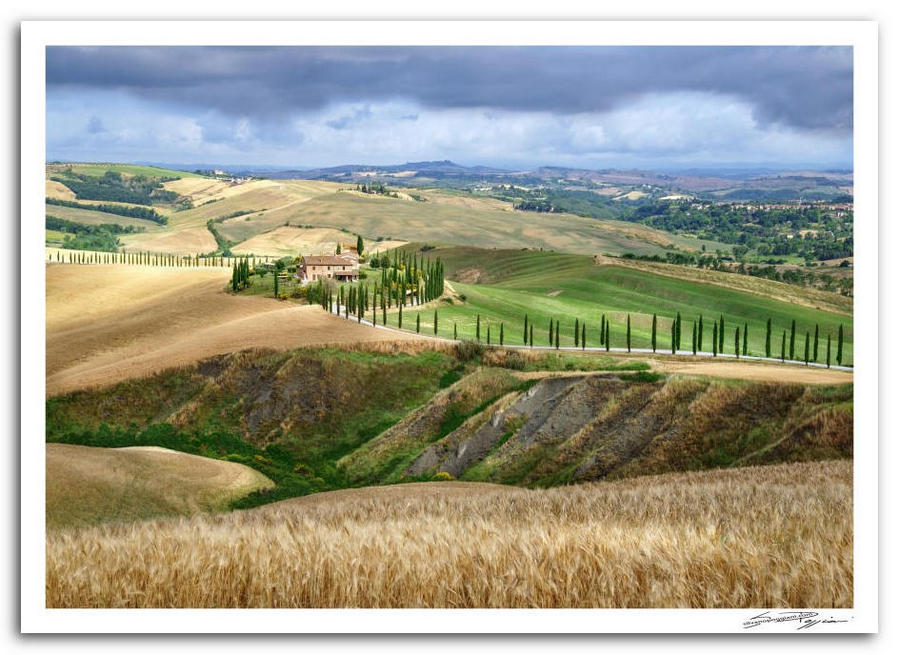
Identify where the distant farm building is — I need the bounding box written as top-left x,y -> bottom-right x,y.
299,253 -> 359,283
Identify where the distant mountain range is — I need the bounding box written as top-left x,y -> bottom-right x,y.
142,159 -> 853,201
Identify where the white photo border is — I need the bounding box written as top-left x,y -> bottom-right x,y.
21,19 -> 878,634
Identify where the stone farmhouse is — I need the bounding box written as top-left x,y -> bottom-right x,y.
298,251 -> 359,283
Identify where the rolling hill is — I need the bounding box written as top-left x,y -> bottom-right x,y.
46,443 -> 273,528
46,163 -> 728,258
45,264 -> 421,395
368,246 -> 853,362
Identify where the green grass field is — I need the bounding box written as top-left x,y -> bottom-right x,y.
361,248 -> 854,363
45,229 -> 66,245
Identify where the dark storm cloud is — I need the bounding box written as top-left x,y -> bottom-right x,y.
46,46 -> 852,131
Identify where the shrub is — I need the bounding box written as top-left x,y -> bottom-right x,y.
501,351 -> 526,371
454,340 -> 485,363
432,471 -> 454,481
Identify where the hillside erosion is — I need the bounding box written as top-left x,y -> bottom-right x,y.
48,347 -> 853,492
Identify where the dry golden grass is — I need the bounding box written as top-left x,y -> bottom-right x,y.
46,265 -> 424,394
648,358 -> 853,385
46,444 -> 274,529
231,225 -> 406,257
45,179 -> 76,201
46,460 -> 852,608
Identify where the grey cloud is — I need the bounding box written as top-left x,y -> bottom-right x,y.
47,46 -> 852,131
85,115 -> 106,134
325,105 -> 372,130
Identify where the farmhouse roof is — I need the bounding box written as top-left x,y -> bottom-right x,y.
302,254 -> 358,266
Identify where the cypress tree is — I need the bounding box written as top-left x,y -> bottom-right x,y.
416,313 -> 421,333
837,324 -> 844,365
434,310 -> 438,335
765,318 -> 772,358
555,321 -> 560,350
274,271 -> 279,298
827,334 -> 832,368
231,264 -> 238,292
651,314 -> 657,353
626,314 -> 631,353
529,324 -> 533,347
575,318 -> 580,347
382,296 -> 387,324
742,323 -> 748,356
675,312 -> 682,350
581,323 -> 586,350
671,316 -> 676,354
548,319 -> 553,345
692,321 -> 697,355
487,325 -> 491,345
476,314 -> 481,342
356,234 -> 364,256
712,322 -> 718,357
398,303 -> 402,329
781,331 -> 786,362
734,327 -> 740,358
718,314 -> 725,353
523,314 -> 529,345
605,322 -> 610,352
789,319 -> 796,360
454,323 -> 458,340
814,324 -> 820,362
500,322 -> 504,346
600,315 -> 605,346
804,332 -> 810,366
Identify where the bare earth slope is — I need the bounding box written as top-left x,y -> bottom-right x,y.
46,460 -> 852,608
46,264 -> 422,394
46,443 -> 274,528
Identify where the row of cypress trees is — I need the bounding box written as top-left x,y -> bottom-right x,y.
377,252 -> 446,308
51,249 -> 266,268
347,304 -> 848,367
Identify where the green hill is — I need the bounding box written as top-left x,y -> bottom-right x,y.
368,246 -> 854,363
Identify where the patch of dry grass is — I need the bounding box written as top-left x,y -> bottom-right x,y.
46,459 -> 852,608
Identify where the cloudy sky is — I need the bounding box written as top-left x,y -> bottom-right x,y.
46,46 -> 853,171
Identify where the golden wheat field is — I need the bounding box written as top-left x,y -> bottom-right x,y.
46,459 -> 852,609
